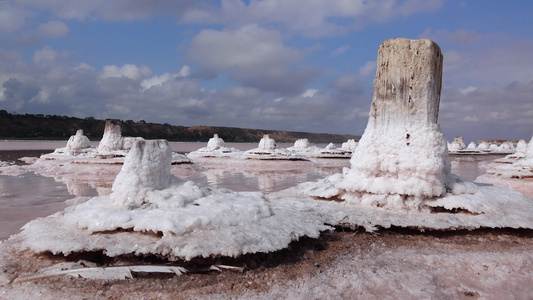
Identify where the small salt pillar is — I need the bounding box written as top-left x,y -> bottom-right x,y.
111,139 -> 172,207
66,129 -> 91,150
454,137 -> 466,150
325,143 -> 336,150
258,135 -> 276,150
340,38 -> 450,202
97,120 -> 123,152
526,134 -> 533,159
294,138 -> 310,149
207,134 -> 225,150
341,139 -> 358,151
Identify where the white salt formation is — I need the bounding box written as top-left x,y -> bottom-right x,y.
66,129 -> 91,151
245,135 -> 307,160
82,120 -> 189,164
510,139 -> 528,159
288,38 -> 533,227
480,134 -> 533,179
341,139 -> 358,152
314,143 -> 351,158
258,134 -> 276,150
477,134 -> 533,198
286,139 -> 321,156
294,138 -> 310,149
38,129 -> 96,161
187,134 -> 242,158
17,139 -> 329,260
448,137 -> 466,152
449,138 -> 484,155
207,133 -> 225,149
97,120 -> 124,153
335,38 -> 453,208
477,142 -> 490,150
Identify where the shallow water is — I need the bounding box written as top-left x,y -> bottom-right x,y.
0,141 -> 503,240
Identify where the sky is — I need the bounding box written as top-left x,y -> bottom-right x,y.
0,0 -> 532,143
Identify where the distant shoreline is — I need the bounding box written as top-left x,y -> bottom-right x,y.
0,110 -> 360,144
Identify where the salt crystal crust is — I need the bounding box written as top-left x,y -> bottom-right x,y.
339,38 -> 453,207
18,139 -> 330,260
294,38 -> 533,223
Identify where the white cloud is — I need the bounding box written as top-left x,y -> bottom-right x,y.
330,73 -> 366,96
420,28 -> 485,44
100,64 -> 152,81
358,61 -> 376,77
182,0 -> 444,37
15,0 -> 197,21
32,46 -> 67,64
301,89 -> 318,98
0,5 -> 26,33
331,46 -> 350,56
463,115 -> 479,122
187,24 -> 301,71
36,20 -> 68,38
140,66 -> 190,91
460,86 -> 477,95
223,86 -> 260,99
186,24 -> 318,94
440,82 -> 533,142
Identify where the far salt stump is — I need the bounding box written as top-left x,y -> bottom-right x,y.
66,129 -> 91,151
111,139 -> 172,207
339,38 -> 453,208
292,38 -> 533,229
97,120 -> 123,153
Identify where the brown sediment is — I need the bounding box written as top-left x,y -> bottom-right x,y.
3,228 -> 533,298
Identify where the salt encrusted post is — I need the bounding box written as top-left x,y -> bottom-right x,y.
258,135 -> 276,150
207,134 -> 225,150
97,120 -> 123,152
340,38 -> 451,208
66,129 -> 90,151
111,139 -> 172,207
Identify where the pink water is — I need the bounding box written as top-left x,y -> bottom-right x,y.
0,141 -> 505,240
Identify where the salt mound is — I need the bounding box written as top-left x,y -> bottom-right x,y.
244,135 -> 308,160
97,120 -> 124,153
448,137 -> 466,152
66,129 -> 91,151
477,134 -> 533,197
341,139 -> 358,152
187,134 -> 242,158
286,139 -> 321,157
277,38 -> 533,229
314,143 -> 351,158
17,139 -> 330,260
511,139 -> 528,159
38,121 -> 190,166
40,129 -> 95,160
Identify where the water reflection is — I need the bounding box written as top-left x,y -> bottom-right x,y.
0,173 -> 71,240
0,150 -> 506,240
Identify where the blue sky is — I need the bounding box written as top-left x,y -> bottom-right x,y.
0,0 -> 532,143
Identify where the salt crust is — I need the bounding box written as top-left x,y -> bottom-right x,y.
273,176 -> 533,231
244,135 -> 308,160
16,140 -> 331,260
187,134 -> 243,158
479,134 -> 533,179
266,39 -> 533,228
3,230 -> 533,299
285,138 -> 356,159
476,134 -> 533,197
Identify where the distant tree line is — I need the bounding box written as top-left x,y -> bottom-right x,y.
0,110 -> 360,143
